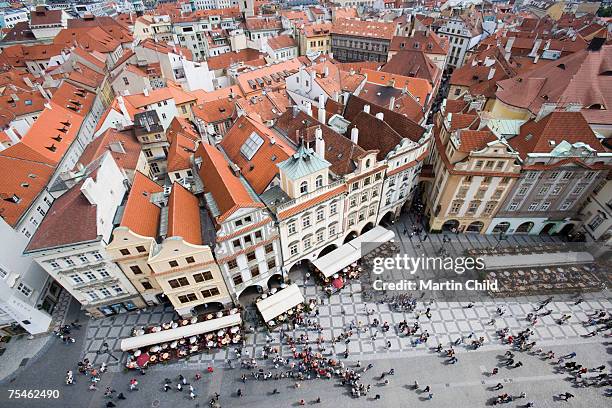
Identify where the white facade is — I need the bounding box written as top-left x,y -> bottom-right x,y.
0,219 -> 54,335
0,8 -> 28,29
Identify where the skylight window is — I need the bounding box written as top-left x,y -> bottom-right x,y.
240,132 -> 264,160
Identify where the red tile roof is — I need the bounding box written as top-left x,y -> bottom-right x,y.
120,171 -> 163,238
167,133 -> 196,172
167,182 -> 202,246
193,97 -> 236,124
25,177 -> 98,252
390,31 -> 449,55
0,90 -> 46,126
21,44 -> 66,61
331,18 -> 396,40
245,16 -> 282,31
30,7 -> 64,26
220,116 -> 295,194
267,34 -> 297,51
510,111 -> 604,159
77,128 -> 143,173
205,48 -> 265,71
53,27 -> 121,55
456,130 -> 497,153
198,143 -> 263,223
0,144 -> 55,227
382,49 -> 442,86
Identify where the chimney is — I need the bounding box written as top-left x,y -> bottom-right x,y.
487,67 -> 496,80
117,96 -> 132,123
535,103 -> 557,122
528,38 -> 542,57
143,87 -> 149,97
533,54 -> 540,64
315,127 -> 325,158
375,112 -> 384,121
504,36 -> 515,59
389,96 -> 396,110
80,177 -> 98,206
318,94 -> 326,123
304,101 -> 312,117
44,102 -> 52,110
363,104 -> 371,114
350,126 -> 359,144
324,65 -> 329,78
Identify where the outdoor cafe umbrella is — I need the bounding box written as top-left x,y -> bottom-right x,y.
332,276 -> 344,289
136,352 -> 150,368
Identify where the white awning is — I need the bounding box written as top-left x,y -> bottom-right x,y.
120,313 -> 242,351
312,244 -> 362,278
256,283 -> 304,323
312,226 -> 395,278
483,252 -> 594,270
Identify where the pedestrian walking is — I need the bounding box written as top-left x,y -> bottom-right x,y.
106,402 -> 116,408
492,368 -> 499,375
237,388 -> 242,397
424,385 -> 430,393
374,394 -> 381,400
117,393 -> 126,400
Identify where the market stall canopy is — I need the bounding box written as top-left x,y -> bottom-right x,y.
120,313 -> 242,351
483,252 -> 594,270
256,283 -> 305,323
313,226 -> 395,278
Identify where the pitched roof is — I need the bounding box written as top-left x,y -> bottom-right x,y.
205,48 -> 265,71
382,49 -> 442,85
267,34 -> 297,51
30,7 -> 64,26
495,44 -> 612,125
361,68 -> 433,106
220,116 -> 295,194
274,109 -> 369,176
25,177 -> 98,252
0,90 -> 46,126
167,182 -> 202,246
120,172 -> 163,238
245,16 -> 282,31
235,58 -> 302,95
390,31 -> 449,55
331,18 -> 396,40
193,97 -> 236,124
20,101 -> 84,164
510,111 -> 604,159
0,144 -> 55,227
455,130 -> 497,153
77,128 -> 142,172
306,61 -> 366,96
124,86 -> 196,108
301,22 -> 332,37
198,143 -> 263,223
277,143 -> 331,181
359,83 -> 424,123
21,43 -> 66,61
167,133 -> 196,172
53,27 -> 121,54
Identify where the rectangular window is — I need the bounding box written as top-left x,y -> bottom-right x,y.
168,277 -> 189,288
84,271 -> 96,281
254,230 -> 262,240
136,246 -> 146,253
97,268 -> 110,278
70,274 -> 84,284
250,266 -> 260,277
201,287 -> 220,298
130,265 -> 143,274
141,280 -> 153,290
244,235 -> 252,245
508,202 -> 519,211
79,255 -> 88,263
111,285 -> 123,294
288,222 -> 296,235
100,288 -> 111,297
92,251 -> 103,260
186,256 -> 195,264
87,290 -> 99,301
233,274 -> 243,285
528,202 -> 539,211
540,202 -> 551,211
588,214 -> 604,230
120,249 -> 130,256
169,260 -> 179,268
246,251 -> 256,262
330,202 -> 337,215
290,244 -> 298,256
178,293 -> 197,303
232,239 -> 241,249
265,243 -> 273,253
267,259 -> 276,269
228,259 -> 238,269
193,271 -> 213,282
316,208 -> 324,221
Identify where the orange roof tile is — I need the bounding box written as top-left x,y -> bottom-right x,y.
220,116 -> 295,194
120,171 -> 163,237
167,182 -> 202,246
198,143 -> 263,222
77,128 -> 143,172
0,144 -> 55,227
167,133 -> 196,172
331,18 -> 396,40
267,34 -> 296,51
361,68 -> 432,106
456,130 -> 497,153
193,98 -> 236,124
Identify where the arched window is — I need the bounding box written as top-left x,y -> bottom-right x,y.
300,181 -> 308,194
365,159 -> 371,168
315,175 -> 323,189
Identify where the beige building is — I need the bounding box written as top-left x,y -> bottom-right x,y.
148,183 -> 230,316
298,23 -> 332,56
107,172 -> 165,306
426,100 -> 521,233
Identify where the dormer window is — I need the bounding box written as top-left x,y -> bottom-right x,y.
315,175 -> 323,189
300,181 -> 308,194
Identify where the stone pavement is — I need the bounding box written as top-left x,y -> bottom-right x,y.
81,221 -> 611,370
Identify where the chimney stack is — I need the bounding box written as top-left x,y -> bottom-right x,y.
389,96 -> 396,110
318,94 -> 326,123
375,112 -> 384,121
143,87 -> 149,97
487,68 -> 496,80
350,126 -> 359,144
363,104 -> 371,114
304,101 -> 313,117
324,65 -> 329,78
315,127 -> 325,158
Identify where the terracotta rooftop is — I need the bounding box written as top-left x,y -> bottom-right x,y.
198,143 -> 263,223
77,127 -> 142,173
235,89 -> 291,123
21,43 -> 66,61
274,109 -> 369,176
510,111 -> 605,159
382,49 -> 442,86
124,86 -> 196,108
30,7 -> 64,26
390,32 -> 449,55
167,133 -> 196,172
53,27 -> 121,55
301,22 -> 332,37
220,116 -> 295,194
359,83 -> 424,123
120,171 -> 163,238
0,90 -> 46,126
362,68 -> 432,106
456,130 -> 497,153
167,182 -> 202,246
235,58 -> 302,95
0,144 -> 55,227
267,34 -> 297,51
331,18 -> 396,40
496,44 -> 612,125
205,48 -> 264,71
193,97 -> 236,124
245,16 -> 282,31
